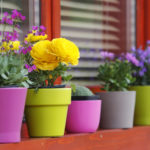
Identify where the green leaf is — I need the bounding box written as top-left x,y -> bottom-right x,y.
70,83 -> 76,93
21,82 -> 29,88
1,73 -> 8,80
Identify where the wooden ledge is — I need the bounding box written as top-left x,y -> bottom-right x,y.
1,126 -> 150,150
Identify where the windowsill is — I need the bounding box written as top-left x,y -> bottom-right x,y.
0,126 -> 150,150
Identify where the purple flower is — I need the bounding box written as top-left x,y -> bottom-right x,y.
20,47 -> 27,54
15,24 -> 20,28
1,17 -> 13,25
139,62 -> 144,67
32,65 -> 36,70
147,40 -> 150,45
100,51 -> 115,60
32,26 -> 38,30
148,58 -> 150,64
1,47 -> 5,50
40,25 -> 46,31
131,46 -> 136,53
25,64 -> 29,69
11,9 -> 26,21
126,53 -> 139,67
9,45 -> 13,48
24,41 -> 28,44
3,12 -> 9,17
27,46 -> 32,52
20,15 -> 26,21
11,30 -> 19,41
11,9 -> 19,19
137,48 -> 143,55
6,18 -> 13,25
25,64 -> 36,72
139,68 -> 147,77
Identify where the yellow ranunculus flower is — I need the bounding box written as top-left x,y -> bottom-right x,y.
50,38 -> 80,65
30,40 -> 59,70
30,38 -> 80,71
25,31 -> 48,43
33,60 -> 58,71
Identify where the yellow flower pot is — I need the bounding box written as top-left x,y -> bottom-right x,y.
130,86 -> 150,125
25,88 -> 71,137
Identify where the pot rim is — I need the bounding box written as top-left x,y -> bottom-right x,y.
96,91 -> 136,94
0,87 -> 27,89
26,88 -> 71,106
28,87 -> 71,90
29,84 -> 66,89
130,85 -> 150,88
72,95 -> 100,100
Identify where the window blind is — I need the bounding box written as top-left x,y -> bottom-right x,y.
61,0 -> 136,86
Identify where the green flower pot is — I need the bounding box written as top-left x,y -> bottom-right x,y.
130,86 -> 150,125
25,88 -> 71,137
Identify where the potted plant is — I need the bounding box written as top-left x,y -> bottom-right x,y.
97,52 -> 136,129
66,85 -> 101,133
0,10 -> 30,143
24,28 -> 80,137
123,44 -> 150,125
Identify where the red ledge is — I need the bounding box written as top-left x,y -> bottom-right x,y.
1,126 -> 150,150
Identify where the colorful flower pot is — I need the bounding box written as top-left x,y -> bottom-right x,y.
130,86 -> 150,125
96,91 -> 136,129
0,88 -> 27,143
66,96 -> 101,133
25,88 -> 71,137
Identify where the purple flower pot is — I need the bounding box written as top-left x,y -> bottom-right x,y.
0,88 -> 27,143
66,100 -> 101,133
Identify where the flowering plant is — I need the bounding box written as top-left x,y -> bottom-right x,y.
122,43 -> 150,85
97,51 -> 135,91
0,10 -> 31,87
24,27 -> 80,88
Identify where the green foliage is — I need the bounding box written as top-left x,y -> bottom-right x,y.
0,53 -> 30,88
72,85 -> 94,96
28,63 -> 72,88
97,59 -> 135,91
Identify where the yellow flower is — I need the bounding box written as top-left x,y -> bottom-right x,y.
30,38 -> 80,70
9,41 -> 20,50
0,41 -> 20,52
30,40 -> 59,70
0,42 -> 9,52
25,31 -> 48,43
50,38 -> 80,65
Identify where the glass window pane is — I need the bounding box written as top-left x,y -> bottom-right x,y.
0,0 -> 39,40
61,0 -> 136,86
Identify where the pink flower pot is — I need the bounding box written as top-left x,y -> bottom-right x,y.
0,88 -> 27,143
66,100 -> 101,133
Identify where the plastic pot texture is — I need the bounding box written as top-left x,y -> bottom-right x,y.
130,86 -> 150,125
0,88 -> 27,143
96,91 -> 136,129
25,88 -> 71,137
66,96 -> 101,133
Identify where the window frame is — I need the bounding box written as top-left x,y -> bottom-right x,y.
40,0 -> 61,84
40,0 -> 60,40
40,0 -> 142,86
136,0 -> 150,49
